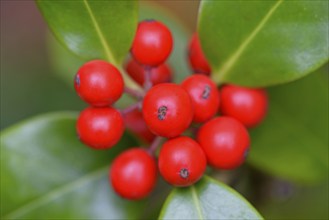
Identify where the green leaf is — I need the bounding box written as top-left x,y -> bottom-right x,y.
159,176 -> 263,220
248,64 -> 329,184
47,2 -> 191,89
37,0 -> 141,90
198,0 -> 329,87
0,112 -> 147,219
37,0 -> 137,66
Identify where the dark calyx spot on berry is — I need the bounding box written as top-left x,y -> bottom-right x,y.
157,106 -> 167,120
201,85 -> 211,99
75,75 -> 80,87
180,168 -> 189,179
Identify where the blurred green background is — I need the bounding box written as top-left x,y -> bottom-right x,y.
1,1 -> 328,219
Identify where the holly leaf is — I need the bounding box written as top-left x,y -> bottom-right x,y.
248,64 -> 329,184
47,2 -> 190,86
37,0 -> 140,90
47,2 -> 191,108
0,112 -> 147,219
159,176 -> 263,220
198,0 -> 329,87
37,0 -> 137,66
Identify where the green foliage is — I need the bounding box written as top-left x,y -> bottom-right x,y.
37,0 -> 140,90
248,65 -> 329,184
37,0 -> 138,66
48,2 -> 190,89
260,180 -> 329,219
2,0 -> 327,219
159,176 -> 263,220
198,0 -> 329,86
0,112 -> 147,219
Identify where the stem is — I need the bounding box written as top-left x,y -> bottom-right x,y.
120,101 -> 141,115
148,136 -> 164,155
124,87 -> 145,99
144,66 -> 153,91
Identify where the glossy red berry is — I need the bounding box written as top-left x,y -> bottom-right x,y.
142,83 -> 193,138
131,20 -> 173,66
188,33 -> 211,75
220,85 -> 268,128
110,148 -> 157,200
182,75 -> 220,123
197,116 -> 250,170
158,136 -> 206,187
125,58 -> 172,87
123,108 -> 156,144
74,60 -> 124,107
77,107 -> 124,149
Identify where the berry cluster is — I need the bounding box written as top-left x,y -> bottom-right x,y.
74,20 -> 268,200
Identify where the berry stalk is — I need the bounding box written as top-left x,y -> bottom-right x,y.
148,136 -> 164,155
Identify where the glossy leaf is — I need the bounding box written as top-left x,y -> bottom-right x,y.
198,0 -> 329,87
37,0 -> 141,90
248,64 -> 329,184
48,2 -> 190,85
37,0 -> 137,66
159,176 -> 263,220
0,112 -> 147,219
47,2 -> 191,108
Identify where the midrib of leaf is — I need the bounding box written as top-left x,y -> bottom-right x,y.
213,0 -> 283,84
2,166 -> 108,219
83,0 -> 115,64
82,0 -> 142,91
190,185 -> 204,220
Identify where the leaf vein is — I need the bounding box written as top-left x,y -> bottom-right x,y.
214,0 -> 283,83
2,166 -> 108,219
83,0 -> 115,64
191,185 -> 204,220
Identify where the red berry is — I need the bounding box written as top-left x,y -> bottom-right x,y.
158,136 -> 206,187
77,107 -> 124,149
123,108 -> 156,144
131,20 -> 173,66
142,83 -> 193,138
181,75 -> 220,123
125,58 -> 172,87
220,85 -> 268,128
110,148 -> 157,200
188,33 -> 211,75
74,60 -> 124,107
197,117 -> 250,170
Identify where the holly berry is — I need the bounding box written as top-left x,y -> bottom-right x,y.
220,85 -> 268,128
123,108 -> 155,143
131,20 -> 173,66
182,75 -> 220,123
188,33 -> 211,75
158,136 -> 206,187
74,60 -> 124,107
77,107 -> 124,149
142,83 -> 193,138
197,116 -> 250,170
110,148 -> 157,200
125,58 -> 172,87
